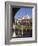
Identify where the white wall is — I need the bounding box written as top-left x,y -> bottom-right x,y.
0,0 -> 38,46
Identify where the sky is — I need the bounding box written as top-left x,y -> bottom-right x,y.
15,7 -> 32,19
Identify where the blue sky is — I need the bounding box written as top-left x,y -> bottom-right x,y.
15,8 -> 32,19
